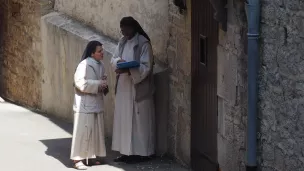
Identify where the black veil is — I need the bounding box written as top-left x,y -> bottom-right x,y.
120,17 -> 151,41
80,40 -> 103,62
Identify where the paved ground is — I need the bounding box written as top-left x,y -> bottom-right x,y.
0,101 -> 189,171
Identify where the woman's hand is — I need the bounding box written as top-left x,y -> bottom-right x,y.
100,79 -> 107,85
98,80 -> 108,92
115,59 -> 130,74
98,84 -> 108,93
117,59 -> 126,63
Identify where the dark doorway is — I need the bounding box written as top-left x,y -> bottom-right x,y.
191,0 -> 219,170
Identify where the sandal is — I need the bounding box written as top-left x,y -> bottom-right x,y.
74,161 -> 88,170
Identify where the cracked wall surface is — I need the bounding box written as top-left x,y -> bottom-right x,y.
258,0 -> 304,170
0,0 -> 52,108
54,0 -> 170,63
216,0 -> 248,170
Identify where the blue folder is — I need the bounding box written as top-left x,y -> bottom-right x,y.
117,61 -> 140,69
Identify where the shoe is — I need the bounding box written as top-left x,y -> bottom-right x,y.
114,155 -> 129,162
74,161 -> 88,170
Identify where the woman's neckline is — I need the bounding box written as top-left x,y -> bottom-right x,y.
89,57 -> 100,63
127,33 -> 138,42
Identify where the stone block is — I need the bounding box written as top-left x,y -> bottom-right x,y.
176,109 -> 191,165
217,46 -> 237,104
260,24 -> 286,45
262,144 -> 275,161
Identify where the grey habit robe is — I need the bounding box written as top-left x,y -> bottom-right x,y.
70,57 -> 106,161
111,33 -> 155,156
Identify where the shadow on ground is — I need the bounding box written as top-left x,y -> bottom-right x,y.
47,116 -> 73,134
40,137 -> 184,171
0,100 -> 188,170
40,138 -> 73,168
39,118 -> 188,171
39,136 -> 117,168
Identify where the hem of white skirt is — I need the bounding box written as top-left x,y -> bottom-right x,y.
70,154 -> 106,160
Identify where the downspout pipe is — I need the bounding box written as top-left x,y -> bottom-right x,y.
246,0 -> 260,171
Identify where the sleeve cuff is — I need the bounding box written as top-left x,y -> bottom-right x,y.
86,80 -> 102,94
112,57 -> 122,67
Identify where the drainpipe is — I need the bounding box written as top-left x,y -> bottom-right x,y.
245,0 -> 260,171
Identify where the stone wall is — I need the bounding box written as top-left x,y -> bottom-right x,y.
0,0 -> 192,165
54,0 -> 169,63
0,0 -> 43,108
259,0 -> 304,170
54,0 -> 192,165
166,0 -> 192,165
41,12 -> 117,136
0,0 -> 260,169
217,0 -> 248,170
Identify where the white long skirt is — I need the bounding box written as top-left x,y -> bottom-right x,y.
70,112 -> 106,161
112,74 -> 155,156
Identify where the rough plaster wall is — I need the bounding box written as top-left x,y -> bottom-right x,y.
259,0 -> 304,170
41,12 -> 117,137
217,0 -> 248,170
54,0 -> 169,63
167,0 -> 191,165
41,12 -> 170,150
54,0 -> 192,165
0,0 -> 44,108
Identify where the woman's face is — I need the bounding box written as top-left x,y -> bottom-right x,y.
121,25 -> 134,39
91,45 -> 103,61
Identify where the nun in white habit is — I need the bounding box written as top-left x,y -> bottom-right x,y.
111,16 -> 155,164
71,40 -> 108,170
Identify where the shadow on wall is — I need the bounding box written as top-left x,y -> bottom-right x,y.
40,12 -> 118,133
0,2 -> 8,96
41,12 -> 170,160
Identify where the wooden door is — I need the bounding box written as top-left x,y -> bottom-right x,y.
191,0 -> 219,170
